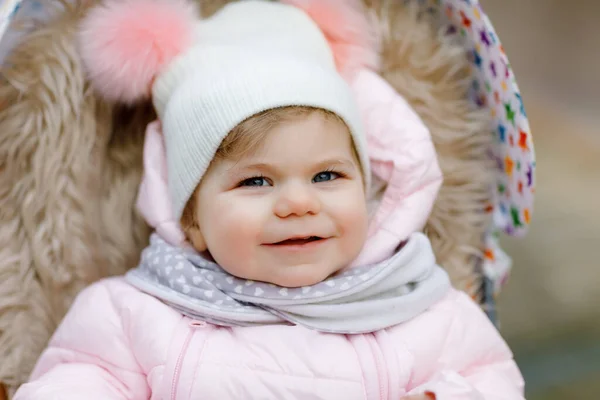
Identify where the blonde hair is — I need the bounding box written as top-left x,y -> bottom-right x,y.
215,106 -> 347,160
181,106 -> 359,231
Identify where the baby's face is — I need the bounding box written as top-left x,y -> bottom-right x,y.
190,113 -> 368,287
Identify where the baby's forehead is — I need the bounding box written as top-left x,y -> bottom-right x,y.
219,112 -> 356,162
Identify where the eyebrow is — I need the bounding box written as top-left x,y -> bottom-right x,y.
227,158 -> 356,173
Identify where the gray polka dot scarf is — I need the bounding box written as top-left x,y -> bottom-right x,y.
126,232 -> 450,334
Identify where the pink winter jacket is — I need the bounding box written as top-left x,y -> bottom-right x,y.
14,71 -> 524,399
15,279 -> 524,399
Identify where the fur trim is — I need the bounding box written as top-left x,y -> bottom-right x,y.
281,0 -> 380,80
78,0 -> 197,103
0,2 -> 152,396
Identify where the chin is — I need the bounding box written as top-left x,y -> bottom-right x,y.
273,278 -> 320,288
272,266 -> 341,288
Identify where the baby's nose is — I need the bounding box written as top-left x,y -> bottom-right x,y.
273,182 -> 321,218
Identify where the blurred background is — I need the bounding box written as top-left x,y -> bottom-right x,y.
480,0 -> 600,398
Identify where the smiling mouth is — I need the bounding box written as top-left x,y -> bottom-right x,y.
268,236 -> 325,246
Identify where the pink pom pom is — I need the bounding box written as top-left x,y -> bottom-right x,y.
282,0 -> 380,80
79,0 -> 197,103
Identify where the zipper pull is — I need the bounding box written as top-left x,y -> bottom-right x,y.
189,320 -> 207,329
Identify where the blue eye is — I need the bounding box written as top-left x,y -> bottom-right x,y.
239,176 -> 270,187
313,171 -> 340,183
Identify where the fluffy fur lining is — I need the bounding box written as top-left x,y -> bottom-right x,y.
0,2 -> 152,396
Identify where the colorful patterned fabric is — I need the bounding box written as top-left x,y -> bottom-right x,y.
0,0 -> 535,314
408,0 -> 536,307
444,1 -> 535,238
437,0 -> 536,304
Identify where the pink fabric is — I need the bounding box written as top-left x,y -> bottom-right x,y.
136,121 -> 186,246
351,68 -> 442,266
15,278 -> 524,399
136,68 -> 442,263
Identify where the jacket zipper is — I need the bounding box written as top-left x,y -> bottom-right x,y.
374,330 -> 402,400
171,320 -> 207,400
366,333 -> 387,400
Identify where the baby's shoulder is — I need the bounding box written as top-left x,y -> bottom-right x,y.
387,288 -> 493,338
78,275 -> 147,302
73,276 -> 179,321
427,287 -> 486,316
386,287 -> 505,355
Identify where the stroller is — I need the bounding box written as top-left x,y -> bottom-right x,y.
0,0 -> 535,397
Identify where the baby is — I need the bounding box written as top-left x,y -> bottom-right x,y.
14,1 -> 525,399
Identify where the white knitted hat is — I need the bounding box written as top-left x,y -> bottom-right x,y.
80,0 -> 373,219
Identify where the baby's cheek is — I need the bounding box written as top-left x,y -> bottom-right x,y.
337,192 -> 368,232
208,200 -> 264,266
219,201 -> 262,237
337,196 -> 369,255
